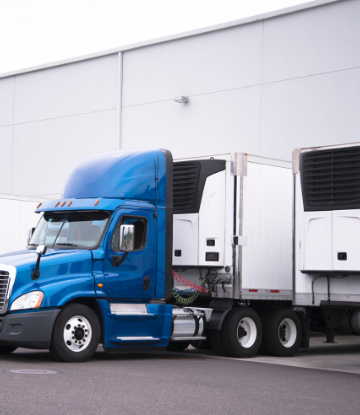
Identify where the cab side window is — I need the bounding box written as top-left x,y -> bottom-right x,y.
111,216 -> 147,252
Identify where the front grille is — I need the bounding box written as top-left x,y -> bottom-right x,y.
302,146 -> 360,209
173,162 -> 201,213
0,271 -> 10,311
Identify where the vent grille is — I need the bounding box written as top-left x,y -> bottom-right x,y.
0,271 -> 10,311
173,162 -> 201,213
302,147 -> 360,209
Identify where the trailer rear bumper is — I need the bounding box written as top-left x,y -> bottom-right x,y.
0,309 -> 60,349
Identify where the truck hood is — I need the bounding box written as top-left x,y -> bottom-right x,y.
0,249 -> 94,309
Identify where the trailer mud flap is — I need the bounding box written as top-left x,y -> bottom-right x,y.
204,299 -> 234,331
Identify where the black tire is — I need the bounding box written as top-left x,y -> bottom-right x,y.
221,307 -> 262,358
0,345 -> 17,354
208,330 -> 228,356
190,339 -> 212,350
167,342 -> 190,352
50,304 -> 100,363
263,308 -> 302,357
257,308 -> 270,356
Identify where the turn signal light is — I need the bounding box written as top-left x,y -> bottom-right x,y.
67,201 -> 72,207
55,201 -> 60,207
97,283 -> 103,288
36,203 -> 42,208
95,200 -> 99,206
61,201 -> 66,207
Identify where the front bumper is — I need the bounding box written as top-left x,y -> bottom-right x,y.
0,309 -> 60,349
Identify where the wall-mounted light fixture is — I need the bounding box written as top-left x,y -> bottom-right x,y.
174,96 -> 189,103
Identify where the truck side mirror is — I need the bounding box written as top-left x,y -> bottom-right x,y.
119,224 -> 135,252
36,245 -> 47,255
32,245 -> 47,280
28,227 -> 35,244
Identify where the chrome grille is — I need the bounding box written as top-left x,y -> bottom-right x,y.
0,271 -> 10,311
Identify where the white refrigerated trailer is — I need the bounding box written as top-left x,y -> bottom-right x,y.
172,148 -> 360,358
171,153 -> 306,358
293,142 -> 360,342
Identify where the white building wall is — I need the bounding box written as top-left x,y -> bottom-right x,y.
121,0 -> 360,160
0,0 -> 359,198
0,54 -> 119,198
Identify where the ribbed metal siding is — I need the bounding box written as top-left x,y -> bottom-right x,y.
0,270 -> 10,312
302,147 -> 360,209
173,162 -> 201,213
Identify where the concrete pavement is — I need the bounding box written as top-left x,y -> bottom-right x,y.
0,336 -> 359,415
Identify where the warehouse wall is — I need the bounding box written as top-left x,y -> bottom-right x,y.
1,0 -> 359,201
0,54 -> 119,197
121,0 -> 360,160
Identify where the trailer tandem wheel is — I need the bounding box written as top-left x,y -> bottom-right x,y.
263,308 -> 302,357
221,307 -> 262,358
50,304 -> 100,362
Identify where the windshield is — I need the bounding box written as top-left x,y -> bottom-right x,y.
29,211 -> 110,250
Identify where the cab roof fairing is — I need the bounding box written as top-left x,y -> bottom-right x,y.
59,149 -> 169,207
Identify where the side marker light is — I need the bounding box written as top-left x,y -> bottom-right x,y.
68,201 -> 72,207
37,203 -> 42,208
55,201 -> 60,207
61,201 -> 66,207
95,200 -> 99,206
97,283 -> 103,288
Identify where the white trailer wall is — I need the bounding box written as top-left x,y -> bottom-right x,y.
0,0 -> 359,199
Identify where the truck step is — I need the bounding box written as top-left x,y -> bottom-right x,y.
170,336 -> 206,341
116,336 -> 160,341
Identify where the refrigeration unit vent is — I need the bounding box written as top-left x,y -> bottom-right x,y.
173,162 -> 201,213
301,146 -> 360,211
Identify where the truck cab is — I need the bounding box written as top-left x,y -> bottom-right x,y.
0,149 -> 210,362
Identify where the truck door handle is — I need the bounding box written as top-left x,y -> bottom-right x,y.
143,276 -> 150,291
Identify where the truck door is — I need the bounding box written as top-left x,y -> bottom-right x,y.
103,208 -> 156,299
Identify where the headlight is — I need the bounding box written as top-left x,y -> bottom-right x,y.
10,291 -> 44,311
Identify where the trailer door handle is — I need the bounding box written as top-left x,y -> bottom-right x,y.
143,276 -> 150,291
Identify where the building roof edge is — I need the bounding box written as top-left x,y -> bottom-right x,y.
0,0 -> 343,79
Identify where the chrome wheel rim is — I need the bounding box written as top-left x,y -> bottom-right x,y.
237,317 -> 257,348
278,318 -> 297,348
63,315 -> 92,352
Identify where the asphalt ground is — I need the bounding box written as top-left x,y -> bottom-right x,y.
0,335 -> 360,415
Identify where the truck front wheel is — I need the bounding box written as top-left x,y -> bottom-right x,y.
263,308 -> 302,357
50,304 -> 100,363
221,307 -> 262,358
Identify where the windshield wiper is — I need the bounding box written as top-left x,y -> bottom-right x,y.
55,243 -> 78,248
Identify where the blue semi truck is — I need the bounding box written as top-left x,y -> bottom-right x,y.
0,148 -> 315,362
0,149 -> 217,362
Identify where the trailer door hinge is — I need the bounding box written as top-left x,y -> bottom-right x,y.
232,235 -> 247,246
